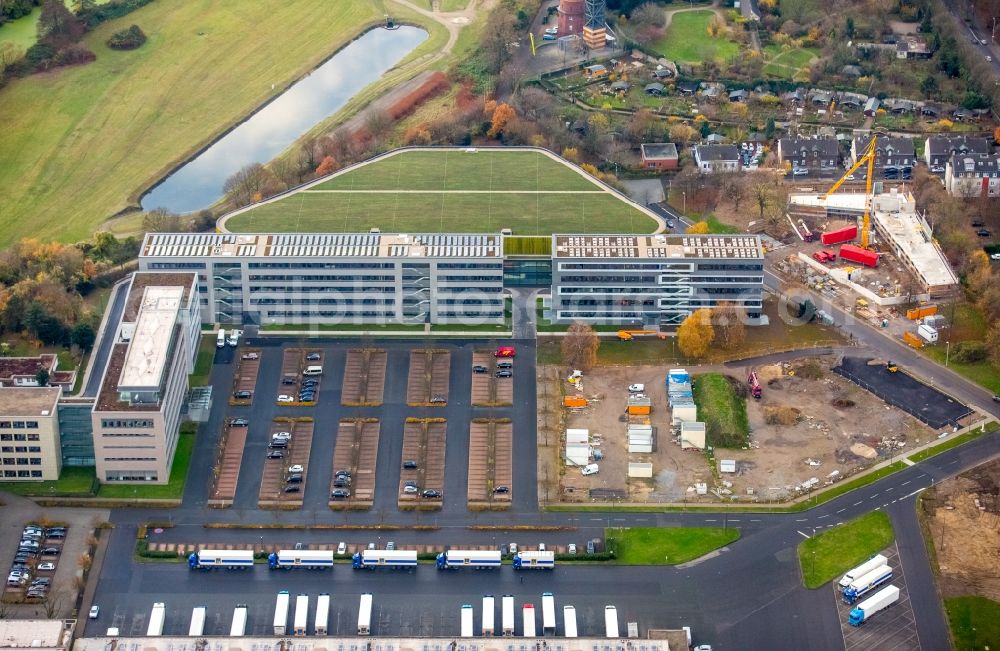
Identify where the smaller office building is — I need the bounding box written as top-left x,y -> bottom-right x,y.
0,387 -> 62,481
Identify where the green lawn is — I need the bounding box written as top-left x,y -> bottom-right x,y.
919,303 -> 1000,393
946,596 -> 1000,650
96,430 -> 194,499
189,336 -> 217,387
608,526 -> 740,564
651,11 -> 740,63
761,46 -> 819,79
0,466 -> 97,497
692,372 -> 749,448
908,421 -> 998,463
228,150 -> 659,235
0,0 -> 394,248
797,511 -> 894,588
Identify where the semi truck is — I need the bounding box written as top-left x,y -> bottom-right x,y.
188,549 -> 255,570
563,606 -> 578,638
843,565 -> 893,603
273,591 -> 290,635
482,595 -> 495,636
839,554 -> 889,587
848,585 -> 900,626
293,594 -> 309,636
522,604 -> 536,637
353,549 -> 418,569
512,551 -> 555,570
357,593 -> 373,635
541,593 -> 556,635
436,549 -> 502,570
217,329 -> 226,348
461,605 -> 474,638
502,595 -> 515,636
147,603 -> 166,637
315,594 -> 330,635
230,605 -> 248,637
268,550 -> 335,570
604,605 -> 619,639
188,606 -> 206,636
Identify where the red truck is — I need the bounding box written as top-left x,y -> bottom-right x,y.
812,249 -> 837,263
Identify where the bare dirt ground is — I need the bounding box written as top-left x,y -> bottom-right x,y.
540,355 -> 932,504
921,459 -> 1000,602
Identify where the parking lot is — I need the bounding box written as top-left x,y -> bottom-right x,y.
470,351 -> 514,407
398,419 -> 446,509
330,419 -> 380,509
467,419 -> 513,509
4,522 -> 68,605
406,349 -> 451,406
835,543 -> 920,651
277,348 -> 323,406
342,348 -> 387,406
230,350 -> 261,405
209,421 -> 247,507
258,419 -> 314,507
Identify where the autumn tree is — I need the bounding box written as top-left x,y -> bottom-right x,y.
37,0 -> 85,49
142,208 -> 180,234
223,163 -> 280,208
752,182 -> 772,220
561,322 -> 600,371
315,155 -> 336,177
677,309 -> 715,359
488,102 -> 516,138
669,123 -> 699,146
994,125 -> 1000,145
721,174 -> 745,210
714,301 -> 745,350
687,221 -> 710,234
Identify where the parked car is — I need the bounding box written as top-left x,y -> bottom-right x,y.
402,460 -> 418,469
277,394 -> 294,403
288,464 -> 304,473
272,431 -> 291,439
233,390 -> 252,399
283,485 -> 301,493
386,541 -> 396,551
472,365 -> 488,373
568,543 -> 577,555
335,469 -> 352,478
421,489 -> 441,498
628,384 -> 644,392
229,418 -> 249,427
333,477 -> 351,488
542,33 -> 556,40
495,369 -> 513,378
37,562 -> 55,571
39,547 -> 60,556
306,352 -> 322,361
977,229 -> 992,237
282,376 -> 297,385
330,489 -> 351,499
494,485 -> 510,494
337,541 -> 347,555
89,606 -> 100,619
403,485 -> 418,494
430,395 -> 447,404
241,352 -> 259,360
268,441 -> 288,449
581,463 -> 600,476
266,450 -> 284,459
509,543 -> 518,554
286,473 -> 303,483
496,360 -> 513,369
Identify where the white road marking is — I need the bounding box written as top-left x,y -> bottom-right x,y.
853,501 -> 863,506
704,519 -> 717,522
836,509 -> 846,514
797,530 -> 811,539
795,518 -> 808,522
901,480 -> 911,486
817,514 -> 830,519
885,487 -> 894,491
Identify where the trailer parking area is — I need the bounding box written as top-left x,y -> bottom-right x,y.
341,348 -> 387,406
834,543 -> 920,651
230,350 -> 261,405
406,349 -> 450,406
470,351 -> 514,407
467,419 -> 513,509
258,419 -> 314,508
398,419 -> 446,509
208,422 -> 248,507
330,418 -> 380,510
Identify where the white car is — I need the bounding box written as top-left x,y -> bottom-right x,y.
37,562 -> 55,571
567,543 -> 577,555
792,167 -> 809,176
988,55 -> 994,62
628,383 -> 644,393
288,464 -> 304,473
581,463 -> 599,476
509,543 -> 517,555
272,431 -> 292,440
538,543 -> 546,551
991,253 -> 1000,260
337,541 -> 347,555
544,26 -> 558,35
277,395 -> 294,403
89,605 -> 99,619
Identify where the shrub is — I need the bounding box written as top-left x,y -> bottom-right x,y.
106,24 -> 147,50
952,341 -> 987,363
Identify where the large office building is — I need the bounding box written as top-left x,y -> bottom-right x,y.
91,272 -> 200,484
138,232 -> 505,327
0,387 -> 63,481
549,234 -> 765,326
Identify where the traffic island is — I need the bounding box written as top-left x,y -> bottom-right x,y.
797,511 -> 894,588
606,526 -> 739,565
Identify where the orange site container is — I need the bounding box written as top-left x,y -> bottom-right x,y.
563,396 -> 588,408
902,331 -> 924,348
906,305 -> 937,320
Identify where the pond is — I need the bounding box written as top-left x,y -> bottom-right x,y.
140,25 -> 428,214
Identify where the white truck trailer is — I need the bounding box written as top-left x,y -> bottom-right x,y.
230,605 -> 248,636
293,594 -> 309,636
842,565 -> 893,604
188,606 -> 206,636
315,594 -> 330,635
147,603 -> 166,637
563,606 -> 578,638
482,595 -> 495,636
839,554 -> 889,587
849,585 -> 900,626
512,551 -> 555,570
358,593 -> 373,635
502,595 -> 515,636
461,605 -> 474,638
604,605 -> 619,639
541,593 -> 556,635
273,590 -> 290,635
522,604 -> 536,637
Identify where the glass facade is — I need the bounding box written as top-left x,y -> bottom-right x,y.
57,403 -> 95,467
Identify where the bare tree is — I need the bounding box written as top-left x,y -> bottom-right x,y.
222,163 -> 280,209
561,322 -> 600,371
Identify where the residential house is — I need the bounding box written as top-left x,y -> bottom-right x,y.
645,82 -> 666,96
952,107 -> 974,121
701,82 -> 725,101
851,136 -> 916,179
945,154 -> 1000,197
676,80 -> 699,96
728,89 -> 750,103
863,97 -> 881,116
639,143 -> 679,170
896,35 -> 931,59
920,103 -> 941,118
925,135 -> 991,173
776,137 -> 841,173
583,64 -> 607,78
692,144 -> 740,174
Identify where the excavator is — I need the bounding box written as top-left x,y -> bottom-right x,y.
617,330 -> 667,341
823,131 -> 882,250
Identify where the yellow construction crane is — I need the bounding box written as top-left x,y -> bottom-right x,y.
823,133 -> 878,249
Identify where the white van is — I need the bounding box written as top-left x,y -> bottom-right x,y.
303,366 -> 323,376
582,464 -> 599,476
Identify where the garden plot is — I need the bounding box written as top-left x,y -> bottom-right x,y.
467,419 -> 512,510
398,419 -> 446,509
341,348 -> 387,406
208,423 -> 247,508
406,349 -> 450,406
231,351 -> 260,405
258,419 -> 314,509
329,418 -> 380,510
470,351 -> 513,407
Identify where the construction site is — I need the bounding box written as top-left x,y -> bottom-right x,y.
539,355 -> 938,505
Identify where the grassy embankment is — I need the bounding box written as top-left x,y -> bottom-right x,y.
607,527 -> 740,564
797,511 -> 894,589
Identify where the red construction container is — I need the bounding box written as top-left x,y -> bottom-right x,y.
820,225 -> 858,245
839,244 -> 879,267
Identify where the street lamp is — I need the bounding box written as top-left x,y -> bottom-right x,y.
682,191 -> 687,214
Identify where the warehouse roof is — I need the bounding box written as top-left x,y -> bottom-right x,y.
552,234 -> 763,260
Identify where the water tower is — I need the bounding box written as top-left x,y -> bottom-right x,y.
583,0 -> 607,49
557,0 -> 585,36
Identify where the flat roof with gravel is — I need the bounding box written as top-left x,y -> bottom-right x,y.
0,386 -> 61,415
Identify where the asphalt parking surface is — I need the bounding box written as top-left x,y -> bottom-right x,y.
835,543 -> 920,651
833,356 -> 973,429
